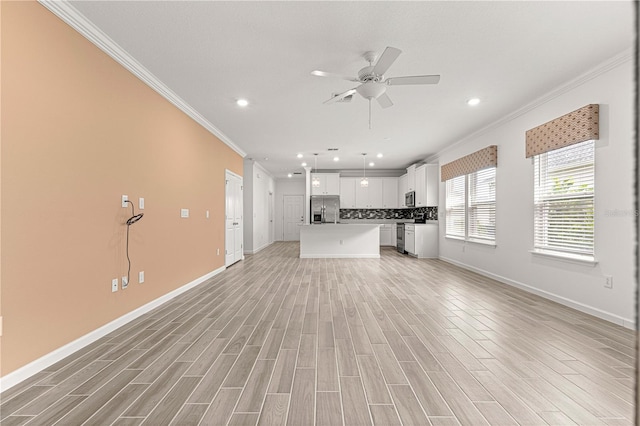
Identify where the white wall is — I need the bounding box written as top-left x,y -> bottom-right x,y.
435,54 -> 635,327
243,160 -> 275,254
275,178 -> 306,241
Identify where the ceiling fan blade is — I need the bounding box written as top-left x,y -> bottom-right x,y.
323,88 -> 357,104
385,75 -> 441,85
311,70 -> 359,82
377,92 -> 393,109
372,47 -> 402,75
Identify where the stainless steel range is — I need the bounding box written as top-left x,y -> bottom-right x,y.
396,223 -> 406,253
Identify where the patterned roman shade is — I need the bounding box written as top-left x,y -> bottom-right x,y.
441,145 -> 498,182
525,104 -> 599,158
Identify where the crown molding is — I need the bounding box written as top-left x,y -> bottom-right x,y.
38,0 -> 246,158
427,47 -> 633,162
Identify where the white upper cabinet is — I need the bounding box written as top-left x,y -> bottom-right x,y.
368,178 -> 383,208
355,177 -> 383,208
414,164 -> 439,207
382,178 -> 398,208
339,177 -> 357,208
311,173 -> 340,196
415,165 -> 427,206
425,164 -> 439,206
398,174 -> 408,207
406,165 -> 417,192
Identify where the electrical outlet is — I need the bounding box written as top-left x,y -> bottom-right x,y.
217,248 -> 220,256
604,275 -> 613,289
112,278 -> 118,292
122,195 -> 128,208
139,271 -> 144,284
206,210 -> 210,219
139,197 -> 145,209
181,208 -> 189,218
122,276 -> 128,289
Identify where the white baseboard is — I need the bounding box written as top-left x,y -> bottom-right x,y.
439,256 -> 636,330
0,266 -> 226,392
299,254 -> 381,259
245,241 -> 273,255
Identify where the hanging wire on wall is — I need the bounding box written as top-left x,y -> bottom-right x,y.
124,200 -> 143,287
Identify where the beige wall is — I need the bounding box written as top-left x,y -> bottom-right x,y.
1,2 -> 243,375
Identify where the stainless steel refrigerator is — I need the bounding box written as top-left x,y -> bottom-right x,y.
310,195 -> 340,224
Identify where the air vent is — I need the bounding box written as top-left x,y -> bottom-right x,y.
293,172 -> 302,175
328,148 -> 339,151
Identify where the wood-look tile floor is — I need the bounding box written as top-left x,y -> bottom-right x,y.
1,242 -> 635,425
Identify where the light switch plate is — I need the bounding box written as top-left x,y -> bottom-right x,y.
139,197 -> 145,209
112,278 -> 118,292
181,209 -> 189,218
139,271 -> 144,284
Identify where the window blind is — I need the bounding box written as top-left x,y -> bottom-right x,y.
468,168 -> 496,242
533,140 -> 594,257
445,175 -> 466,238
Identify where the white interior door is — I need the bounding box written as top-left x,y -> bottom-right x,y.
283,195 -> 304,241
226,171 -> 243,266
269,192 -> 274,244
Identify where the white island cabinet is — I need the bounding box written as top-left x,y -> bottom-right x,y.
300,224 -> 380,258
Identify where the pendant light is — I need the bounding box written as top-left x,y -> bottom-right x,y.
312,153 -> 320,188
360,153 -> 369,187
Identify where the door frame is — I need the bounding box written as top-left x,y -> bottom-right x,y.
225,169 -> 243,267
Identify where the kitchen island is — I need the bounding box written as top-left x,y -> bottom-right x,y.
299,223 -> 380,258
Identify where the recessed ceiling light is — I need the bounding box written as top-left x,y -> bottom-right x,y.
376,153 -> 383,158
287,173 -> 292,178
467,97 -> 480,106
333,156 -> 339,162
236,99 -> 249,107
369,162 -> 375,167
296,153 -> 303,158
301,162 -> 307,167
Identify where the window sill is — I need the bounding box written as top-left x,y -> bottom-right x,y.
467,238 -> 496,247
445,236 -> 496,247
529,249 -> 598,266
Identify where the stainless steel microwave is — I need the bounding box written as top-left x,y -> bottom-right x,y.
405,191 -> 415,207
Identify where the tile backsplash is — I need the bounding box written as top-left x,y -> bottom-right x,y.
340,206 -> 438,220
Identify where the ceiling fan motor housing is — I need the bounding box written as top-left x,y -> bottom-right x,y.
356,81 -> 386,100
358,65 -> 383,83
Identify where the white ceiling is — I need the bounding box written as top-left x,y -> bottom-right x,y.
68,1 -> 634,178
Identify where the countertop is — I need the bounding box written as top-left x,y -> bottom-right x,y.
340,219 -> 438,224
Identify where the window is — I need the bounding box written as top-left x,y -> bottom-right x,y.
533,140 -> 594,259
445,175 -> 465,238
445,167 -> 496,243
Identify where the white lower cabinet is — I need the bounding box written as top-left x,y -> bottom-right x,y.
405,223 -> 438,258
405,226 -> 416,254
379,224 -> 397,246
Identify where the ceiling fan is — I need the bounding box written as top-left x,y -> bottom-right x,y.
311,47 -> 440,126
